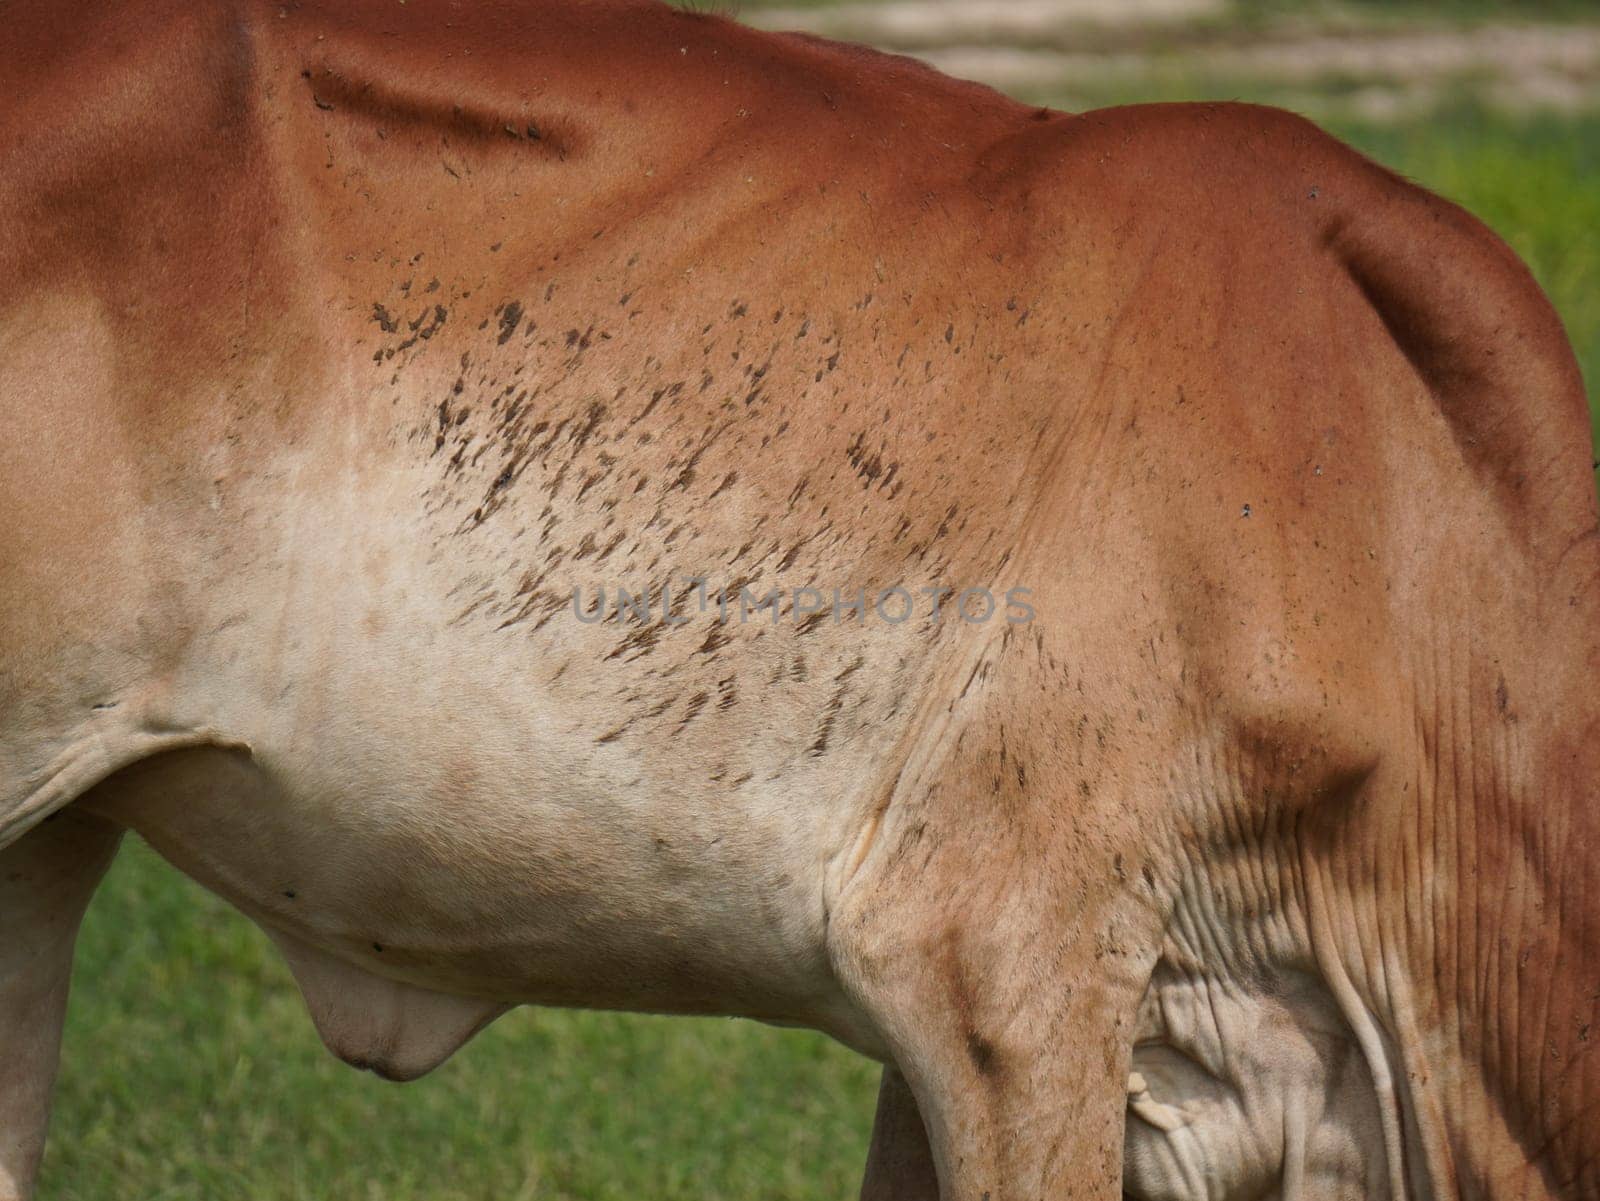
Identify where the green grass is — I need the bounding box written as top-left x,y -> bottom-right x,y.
39,69 -> 1600,1201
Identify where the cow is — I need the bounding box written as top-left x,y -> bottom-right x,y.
1,1 -> 1596,1197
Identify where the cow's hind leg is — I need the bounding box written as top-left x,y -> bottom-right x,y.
833,810 -> 1155,1200
0,810 -> 122,1201
829,674 -> 1163,1198
861,1066 -> 940,1201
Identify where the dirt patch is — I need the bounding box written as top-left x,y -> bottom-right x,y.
917,24 -> 1600,111
746,0 -> 1226,42
746,4 -> 1600,119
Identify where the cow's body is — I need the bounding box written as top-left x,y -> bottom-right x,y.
2,3 -> 1596,1198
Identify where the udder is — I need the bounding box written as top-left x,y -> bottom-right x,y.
267,931 -> 508,1081
76,743 -> 520,1078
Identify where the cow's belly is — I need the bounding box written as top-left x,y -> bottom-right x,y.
78,721 -> 890,1066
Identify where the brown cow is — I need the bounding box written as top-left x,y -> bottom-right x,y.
1,2 -> 1595,1198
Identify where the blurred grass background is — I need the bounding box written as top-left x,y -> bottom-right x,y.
41,2 -> 1598,1198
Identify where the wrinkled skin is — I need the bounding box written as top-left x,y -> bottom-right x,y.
1,2 -> 1596,1198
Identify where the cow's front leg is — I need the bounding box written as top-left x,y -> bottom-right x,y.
861,1066 -> 940,1201
0,810 -> 122,1201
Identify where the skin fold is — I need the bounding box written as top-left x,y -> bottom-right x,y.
1,2 -> 1596,1198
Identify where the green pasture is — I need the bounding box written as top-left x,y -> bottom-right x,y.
37,7 -> 1598,1201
